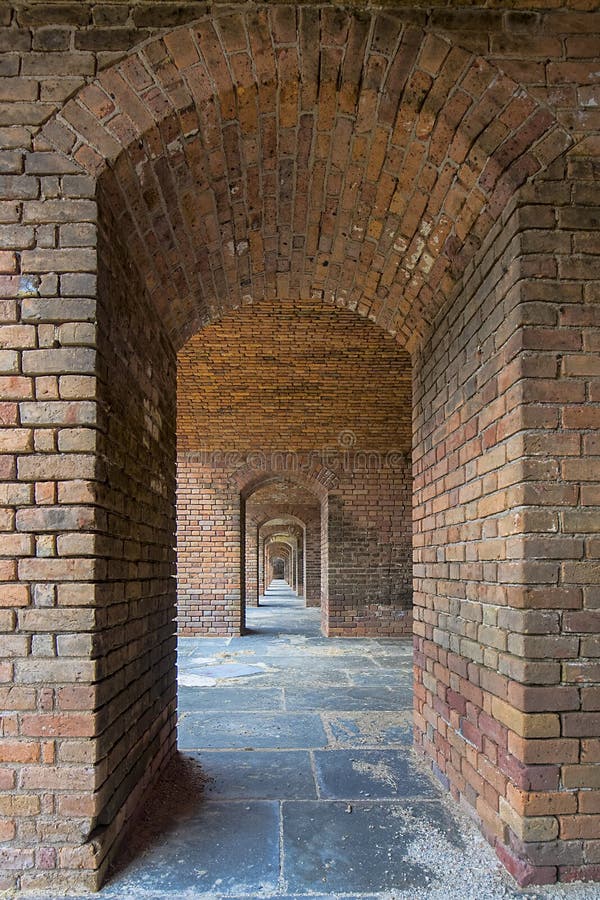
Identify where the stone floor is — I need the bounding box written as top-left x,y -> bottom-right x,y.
80,583 -> 600,900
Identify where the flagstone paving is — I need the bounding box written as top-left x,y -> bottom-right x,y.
81,583 -> 600,900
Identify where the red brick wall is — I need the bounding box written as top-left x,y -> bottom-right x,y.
326,460 -> 413,636
176,460 -> 241,636
95,192 -> 178,871
176,298 -> 413,636
0,2 -> 599,891
413,153 -> 600,886
177,299 -> 412,454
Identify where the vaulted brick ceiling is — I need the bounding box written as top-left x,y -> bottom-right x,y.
45,8 -> 570,350
177,298 -> 412,453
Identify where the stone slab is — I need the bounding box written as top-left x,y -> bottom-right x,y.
313,749 -> 439,800
323,712 -> 413,748
178,712 -> 328,750
103,801 -> 279,898
284,685 -> 412,711
282,800 -> 461,894
179,686 -> 284,713
189,750 -> 317,800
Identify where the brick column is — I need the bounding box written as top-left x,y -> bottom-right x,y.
176,456 -> 242,636
0,154 -> 179,892
244,519 -> 259,607
304,512 -> 322,607
0,156 -> 105,891
413,155 -> 600,886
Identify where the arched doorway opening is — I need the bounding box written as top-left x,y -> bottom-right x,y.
270,552 -> 287,582
2,6 -> 596,892
258,519 -> 308,603
241,478 -> 324,626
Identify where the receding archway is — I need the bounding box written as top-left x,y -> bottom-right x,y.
244,484 -> 321,609
3,6 -> 597,892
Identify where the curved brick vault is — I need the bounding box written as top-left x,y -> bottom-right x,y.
40,7 -> 572,350
3,2 -> 600,894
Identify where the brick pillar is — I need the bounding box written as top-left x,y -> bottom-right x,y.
0,155 -> 105,890
176,457 -> 242,636
0,157 -> 179,892
297,536 -> 304,598
304,512 -> 322,607
244,520 -> 259,607
259,534 -> 265,600
413,154 -> 600,886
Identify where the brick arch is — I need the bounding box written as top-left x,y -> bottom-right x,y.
259,514 -> 308,531
39,7 -> 572,351
252,509 -> 321,606
267,540 -> 293,582
234,462 -> 338,501
5,7 -> 598,893
262,522 -> 304,594
242,475 -> 325,607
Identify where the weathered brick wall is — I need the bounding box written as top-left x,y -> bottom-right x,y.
0,158 -> 104,891
177,299 -> 412,454
176,460 -> 241,636
0,150 -> 177,891
413,150 -> 600,886
245,511 -> 261,605
0,1 -> 599,891
303,516 -> 321,607
94,193 -> 177,870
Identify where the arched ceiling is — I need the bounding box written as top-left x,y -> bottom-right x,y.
177,298 -> 412,454
43,7 -> 571,350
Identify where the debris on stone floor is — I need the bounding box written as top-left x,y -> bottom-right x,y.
178,674 -> 218,687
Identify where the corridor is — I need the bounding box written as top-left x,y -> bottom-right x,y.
88,583 -> 561,900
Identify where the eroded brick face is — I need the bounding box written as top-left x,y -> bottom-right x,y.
0,0 -> 599,893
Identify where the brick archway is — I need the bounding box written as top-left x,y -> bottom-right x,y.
265,538 -> 295,586
2,4 -> 599,892
240,473 -> 325,623
256,516 -> 318,604
38,10 -> 572,351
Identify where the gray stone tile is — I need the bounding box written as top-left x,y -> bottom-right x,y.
344,670 -> 413,689
189,750 -> 317,800
282,800 -> 460,894
226,895 -> 382,899
104,801 -> 279,898
262,654 -> 373,673
313,750 -> 439,800
179,686 -> 284,713
371,655 -> 416,669
178,638 -> 232,657
252,669 -> 354,687
323,712 -> 413,748
178,712 -> 328,750
284,685 -> 411,711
